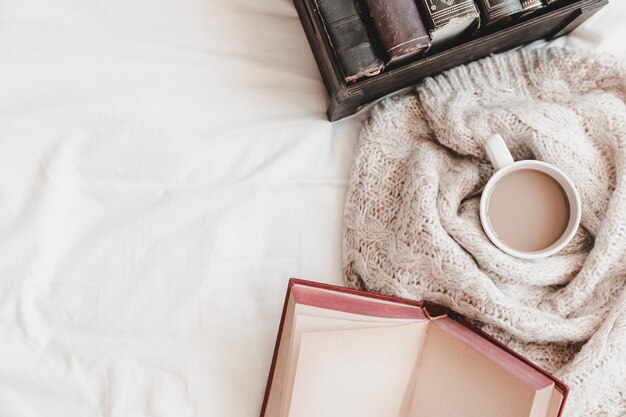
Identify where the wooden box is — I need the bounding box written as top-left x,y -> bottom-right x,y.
293,0 -> 609,121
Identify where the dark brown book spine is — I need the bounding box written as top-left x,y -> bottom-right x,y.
315,0 -> 384,82
361,0 -> 431,64
475,0 -> 523,24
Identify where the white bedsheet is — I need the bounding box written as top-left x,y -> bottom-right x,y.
0,1 -> 623,416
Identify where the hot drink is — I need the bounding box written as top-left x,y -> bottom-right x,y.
486,169 -> 570,253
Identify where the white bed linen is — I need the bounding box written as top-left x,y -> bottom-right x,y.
0,1 -> 623,416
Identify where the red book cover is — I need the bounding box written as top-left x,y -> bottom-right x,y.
260,278 -> 569,417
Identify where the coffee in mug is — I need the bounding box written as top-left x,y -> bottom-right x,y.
487,169 -> 570,252
480,134 -> 581,259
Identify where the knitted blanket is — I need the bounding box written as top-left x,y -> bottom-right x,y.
343,47 -> 626,417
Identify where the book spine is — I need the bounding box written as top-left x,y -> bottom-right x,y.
520,0 -> 544,12
361,0 -> 431,64
315,0 -> 384,83
475,0 -> 523,24
418,0 -> 481,30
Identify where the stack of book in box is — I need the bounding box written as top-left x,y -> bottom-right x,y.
293,0 -> 608,120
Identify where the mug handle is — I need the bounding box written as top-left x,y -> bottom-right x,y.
484,134 -> 514,171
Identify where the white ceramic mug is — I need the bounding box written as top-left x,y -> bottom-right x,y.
480,134 -> 582,259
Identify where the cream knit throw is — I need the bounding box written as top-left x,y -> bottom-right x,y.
343,47 -> 626,417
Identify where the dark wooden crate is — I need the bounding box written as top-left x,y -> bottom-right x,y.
293,0 -> 609,121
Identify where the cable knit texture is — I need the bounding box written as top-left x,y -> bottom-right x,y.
343,47 -> 626,416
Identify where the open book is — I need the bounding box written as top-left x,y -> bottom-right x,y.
260,279 -> 568,417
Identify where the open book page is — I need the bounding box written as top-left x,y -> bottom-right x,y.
431,318 -> 555,389
280,311 -> 425,417
288,322 -> 429,417
266,283 -> 428,417
409,318 -> 555,417
546,388 -> 565,417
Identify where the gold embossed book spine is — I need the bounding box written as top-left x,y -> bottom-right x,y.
520,0 -> 545,13
475,0 -> 523,24
415,0 -> 481,47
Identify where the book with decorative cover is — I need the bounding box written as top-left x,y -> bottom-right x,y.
415,0 -> 481,47
315,0 -> 384,83
260,278 -> 568,417
521,0 -> 545,12
361,0 -> 431,64
475,0 -> 524,24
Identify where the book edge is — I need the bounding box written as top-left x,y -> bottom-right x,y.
259,279 -> 296,417
260,279 -> 569,417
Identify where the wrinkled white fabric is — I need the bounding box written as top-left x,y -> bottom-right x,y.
0,1 -> 623,416
344,47 -> 626,416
